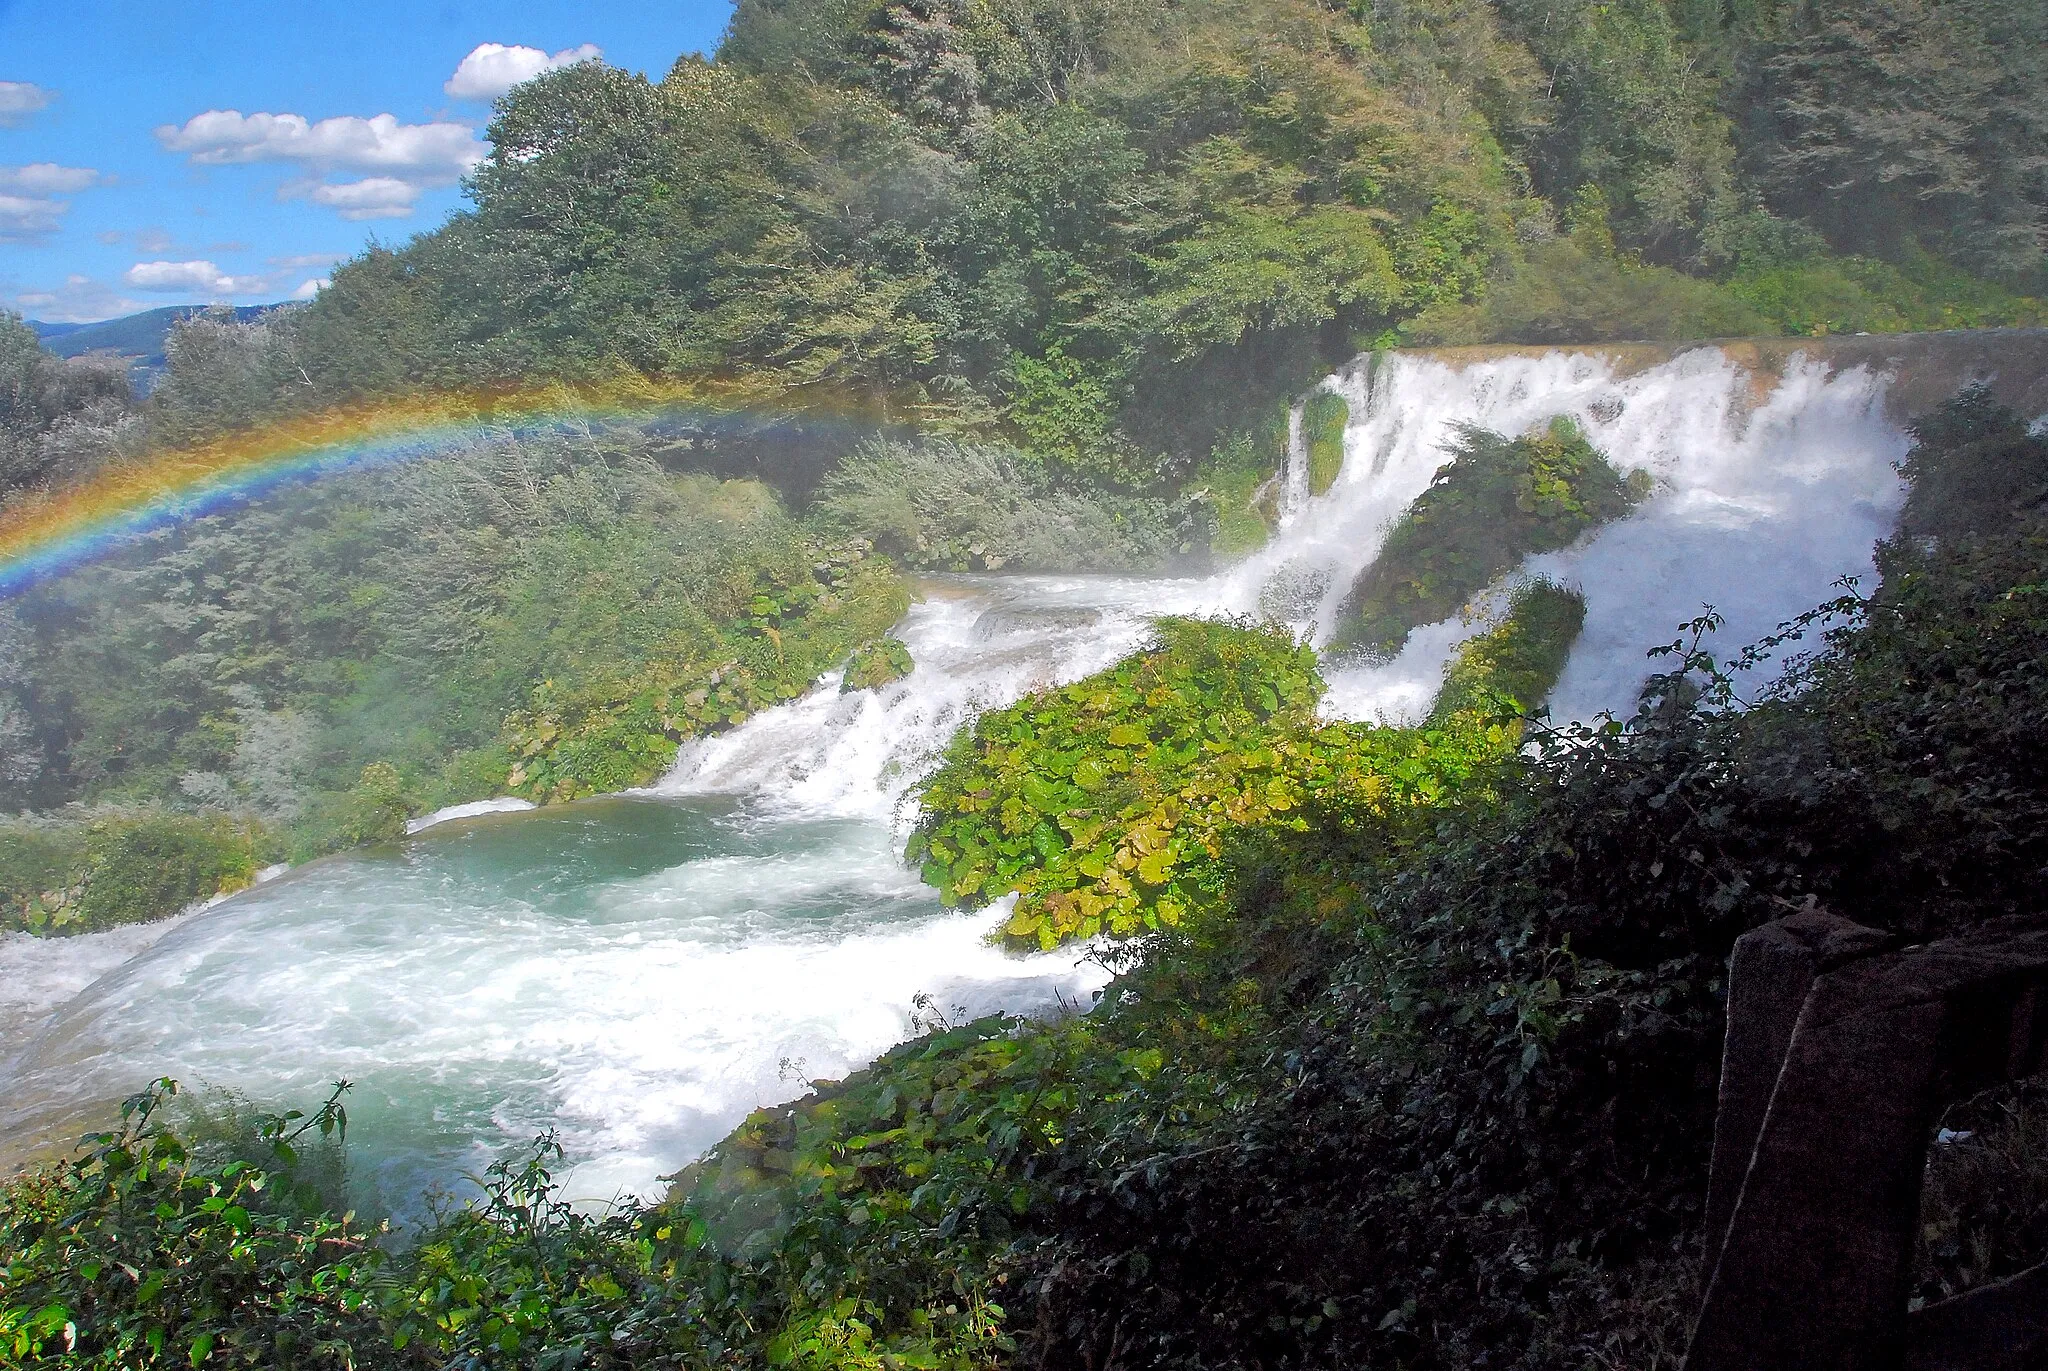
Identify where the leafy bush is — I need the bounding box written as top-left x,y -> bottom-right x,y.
1,811 -> 261,935
908,619 -> 1514,948
0,818 -> 86,933
816,437 -> 1186,573
1333,418 -> 1647,659
0,1080 -> 386,1370
841,637 -> 914,693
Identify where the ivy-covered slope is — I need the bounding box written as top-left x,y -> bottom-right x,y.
908,617 -> 1520,949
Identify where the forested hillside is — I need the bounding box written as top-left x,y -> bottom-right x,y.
26,0 -> 2045,491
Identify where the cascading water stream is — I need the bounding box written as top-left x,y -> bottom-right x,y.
0,343 -> 1913,1216
1279,397 -> 1310,526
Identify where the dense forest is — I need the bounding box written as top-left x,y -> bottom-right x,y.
5,0 -> 2048,1365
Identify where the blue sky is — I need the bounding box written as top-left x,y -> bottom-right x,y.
0,0 -> 735,322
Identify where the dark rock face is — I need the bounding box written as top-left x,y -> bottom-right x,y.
1686,912 -> 2048,1371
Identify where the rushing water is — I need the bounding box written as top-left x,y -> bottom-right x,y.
0,343 -> 1912,1215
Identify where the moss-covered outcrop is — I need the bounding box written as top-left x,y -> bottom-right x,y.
841,637 -> 914,693
1304,390 -> 1349,497
1332,418 -> 1648,660
503,547 -> 911,802
1431,579 -> 1587,721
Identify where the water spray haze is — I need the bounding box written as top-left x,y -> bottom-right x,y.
0,378 -> 878,599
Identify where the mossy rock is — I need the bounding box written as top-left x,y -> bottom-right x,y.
842,637 -> 915,693
1333,417 -> 1647,660
1432,579 -> 1587,720
1304,390 -> 1348,496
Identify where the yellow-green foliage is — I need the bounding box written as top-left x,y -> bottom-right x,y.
0,812 -> 262,936
1304,391 -> 1348,496
1335,418 -> 1646,659
504,552 -> 911,802
1432,580 -> 1588,721
908,620 -> 1515,949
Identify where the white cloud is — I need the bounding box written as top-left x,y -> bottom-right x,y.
157,110 -> 483,182
445,42 -> 602,101
0,81 -> 54,128
302,175 -> 418,220
289,277 -> 329,301
0,163 -> 100,195
0,164 -> 102,241
156,108 -> 485,222
125,260 -> 272,296
0,193 -> 63,239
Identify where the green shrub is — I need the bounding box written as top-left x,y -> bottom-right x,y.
908,619 -> 1513,947
841,638 -> 914,693
0,820 -> 87,933
1403,234 -> 1769,345
1721,234 -> 2045,337
1333,418 -> 1646,659
0,1080 -> 386,1369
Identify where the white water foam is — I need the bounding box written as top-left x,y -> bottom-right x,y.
408,796 -> 538,834
1232,346 -> 1906,721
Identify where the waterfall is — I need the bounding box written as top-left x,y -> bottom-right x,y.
665,343 -> 1908,827
1278,397 -> 1309,526
0,341 -> 1918,1214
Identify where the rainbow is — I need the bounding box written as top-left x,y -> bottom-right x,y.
0,379 -> 868,600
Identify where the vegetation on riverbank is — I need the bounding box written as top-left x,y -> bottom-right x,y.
5,0 -> 2048,1355
907,616 -> 1524,950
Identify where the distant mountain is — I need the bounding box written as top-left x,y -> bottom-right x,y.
30,304 -> 282,382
